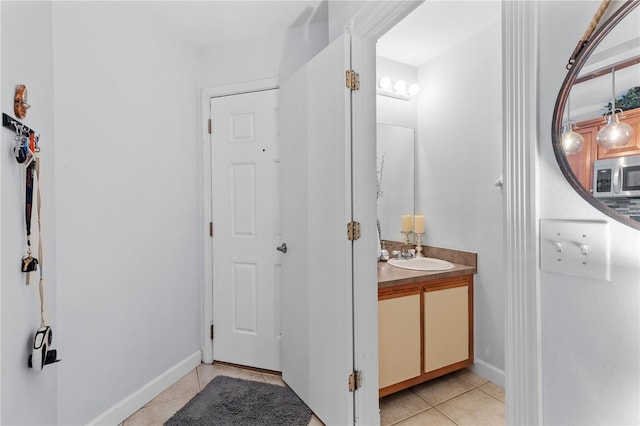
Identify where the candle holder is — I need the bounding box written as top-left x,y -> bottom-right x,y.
414,233 -> 425,257
401,231 -> 412,244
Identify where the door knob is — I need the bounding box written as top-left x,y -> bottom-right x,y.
276,243 -> 287,253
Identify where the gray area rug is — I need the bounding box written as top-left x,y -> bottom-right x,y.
165,375 -> 313,426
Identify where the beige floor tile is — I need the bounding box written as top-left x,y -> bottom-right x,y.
436,388 -> 505,426
144,369 -> 199,407
395,408 -> 456,426
380,389 -> 432,426
479,382 -> 505,403
412,369 -> 488,406
196,362 -> 265,389
125,394 -> 194,425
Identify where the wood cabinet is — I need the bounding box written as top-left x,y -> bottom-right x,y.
569,107 -> 640,191
378,293 -> 421,388
424,285 -> 469,373
378,275 -> 474,397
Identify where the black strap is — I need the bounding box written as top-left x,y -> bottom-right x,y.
25,162 -> 35,246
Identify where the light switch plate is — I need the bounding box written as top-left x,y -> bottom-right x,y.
540,219 -> 610,281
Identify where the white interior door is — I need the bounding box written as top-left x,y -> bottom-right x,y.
211,89 -> 282,371
280,34 -> 355,425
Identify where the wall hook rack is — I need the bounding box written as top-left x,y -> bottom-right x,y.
2,112 -> 39,139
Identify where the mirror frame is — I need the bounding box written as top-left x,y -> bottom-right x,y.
552,1 -> 640,231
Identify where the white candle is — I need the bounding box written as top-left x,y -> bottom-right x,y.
414,215 -> 425,234
401,215 -> 412,233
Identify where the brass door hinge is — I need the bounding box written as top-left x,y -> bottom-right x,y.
348,370 -> 362,392
209,222 -> 213,237
347,221 -> 361,241
346,70 -> 360,90
208,119 -> 212,134
210,324 -> 214,340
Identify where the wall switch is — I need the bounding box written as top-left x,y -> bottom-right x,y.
540,219 -> 610,281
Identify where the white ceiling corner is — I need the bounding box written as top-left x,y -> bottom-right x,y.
143,0 -> 328,47
376,1 -> 501,68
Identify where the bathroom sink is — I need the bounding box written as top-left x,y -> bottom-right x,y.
387,257 -> 455,271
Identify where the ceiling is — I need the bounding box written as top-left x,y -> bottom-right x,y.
376,1 -> 501,68
143,1 -> 328,47
141,1 -> 500,68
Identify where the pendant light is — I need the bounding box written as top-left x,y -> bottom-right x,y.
596,67 -> 634,149
561,94 -> 584,155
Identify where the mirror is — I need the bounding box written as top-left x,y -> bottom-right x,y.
553,1 -> 640,230
376,123 -> 415,241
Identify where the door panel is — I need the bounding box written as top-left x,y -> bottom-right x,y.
211,89 -> 281,371
231,164 -> 256,236
280,34 -> 354,425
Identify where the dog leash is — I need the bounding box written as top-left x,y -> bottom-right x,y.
28,152 -> 59,370
22,132 -> 39,285
35,158 -> 46,327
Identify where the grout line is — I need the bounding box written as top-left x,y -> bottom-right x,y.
433,405 -> 460,426
476,384 -> 505,405
387,407 -> 431,426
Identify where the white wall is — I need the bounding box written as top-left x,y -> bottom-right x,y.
51,2 -> 201,424
199,22 -> 327,89
538,2 -> 640,423
415,5 -> 504,384
1,2 -> 58,424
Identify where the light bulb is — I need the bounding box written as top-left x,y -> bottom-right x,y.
407,83 -> 421,96
393,80 -> 406,93
596,113 -> 634,149
561,123 -> 584,154
379,77 -> 391,90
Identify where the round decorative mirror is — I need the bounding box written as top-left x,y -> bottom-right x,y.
552,1 -> 640,230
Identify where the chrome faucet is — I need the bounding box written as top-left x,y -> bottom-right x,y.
392,249 -> 415,259
403,249 -> 416,259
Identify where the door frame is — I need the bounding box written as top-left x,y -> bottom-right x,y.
199,2 -> 542,422
350,1 -> 541,423
200,78 -> 279,364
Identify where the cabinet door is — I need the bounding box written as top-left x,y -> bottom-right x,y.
424,286 -> 469,373
378,294 -> 421,388
569,125 -> 598,192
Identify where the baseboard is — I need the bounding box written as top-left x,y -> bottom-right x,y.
471,358 -> 505,389
87,351 -> 202,426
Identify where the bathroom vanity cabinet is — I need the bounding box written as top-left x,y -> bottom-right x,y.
378,274 -> 474,397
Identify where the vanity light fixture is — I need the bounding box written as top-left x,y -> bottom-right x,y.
596,67 -> 634,149
407,83 -> 421,96
393,79 -> 406,93
377,76 -> 420,101
561,94 -> 584,155
379,76 -> 392,90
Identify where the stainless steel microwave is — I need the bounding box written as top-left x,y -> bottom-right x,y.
593,155 -> 640,198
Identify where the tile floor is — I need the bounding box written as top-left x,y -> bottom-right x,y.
379,369 -> 504,426
123,364 -> 504,426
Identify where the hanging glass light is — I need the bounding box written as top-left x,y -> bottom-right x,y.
596,67 -> 634,149
561,93 -> 584,155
